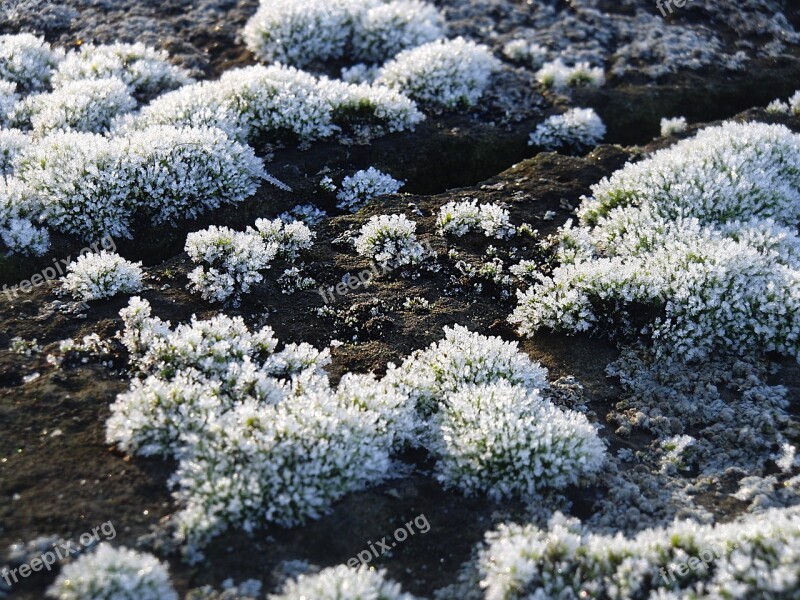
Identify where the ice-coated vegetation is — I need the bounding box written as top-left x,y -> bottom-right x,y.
107,298 -> 418,551
253,217 -> 315,260
528,108 -> 606,151
17,77 -> 137,135
60,251 -> 144,301
436,199 -> 516,239
385,324 -> 549,413
659,115 -> 688,136
335,167 -> 404,212
46,543 -> 178,600
501,39 -> 548,68
512,122 -> 800,363
13,125 -> 271,242
0,177 -> 49,255
0,129 -> 29,175
185,225 -> 278,304
243,0 -> 445,68
535,59 -> 604,90
269,565 -> 417,600
354,213 -> 428,269
129,64 -> 424,146
0,33 -> 63,92
376,37 -> 501,108
471,508 -> 800,600
52,42 -> 192,98
429,380 -> 605,499
186,218 -> 314,303
578,121 -> 800,226
0,81 -> 20,127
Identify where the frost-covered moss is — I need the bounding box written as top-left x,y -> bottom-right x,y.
472,508 -> 800,600
60,251 -> 143,301
47,544 -> 177,600
130,64 -> 423,146
243,0 -> 445,68
270,565 -> 417,600
53,42 -> 192,98
0,33 -> 63,92
429,381 -> 605,499
376,38 -> 500,109
511,122 -> 800,363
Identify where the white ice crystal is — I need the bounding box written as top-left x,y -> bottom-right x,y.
0,33 -> 63,92
252,217 -> 315,260
16,125 -> 269,241
60,251 -> 143,301
429,380 -> 605,499
376,37 -> 501,108
0,177 -> 49,255
502,39 -> 548,68
0,80 -> 20,127
270,565 -> 417,600
476,507 -> 800,600
336,167 -> 404,212
20,77 -> 137,135
535,58 -> 604,91
436,199 -> 515,239
130,64 -> 423,145
659,116 -> 688,136
385,324 -> 548,413
186,225 -> 278,304
17,131 -> 134,240
354,213 -> 427,269
0,129 -> 29,175
243,0 -> 444,68
119,125 -> 270,226
108,298 -> 404,551
528,108 -> 606,151
46,543 -> 177,600
53,42 -> 192,98
511,122 -> 800,363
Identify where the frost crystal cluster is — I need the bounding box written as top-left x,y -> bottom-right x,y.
475,508 -> 800,600
17,77 -> 137,135
270,565 -> 417,600
186,218 -> 314,303
436,199 -> 516,239
511,122 -> 800,363
0,33 -> 64,92
354,213 -> 428,269
335,166 -> 404,212
243,0 -> 445,67
60,251 -> 144,301
52,42 -> 192,98
429,380 -> 605,499
376,38 -> 501,108
46,543 -> 178,600
13,126 -> 269,241
131,64 -> 423,146
528,108 -> 606,151
0,128 -> 29,175
659,115 -> 688,136
185,225 -> 278,304
385,324 -> 549,413
0,175 -> 49,255
535,59 -> 605,90
108,298 -> 415,551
